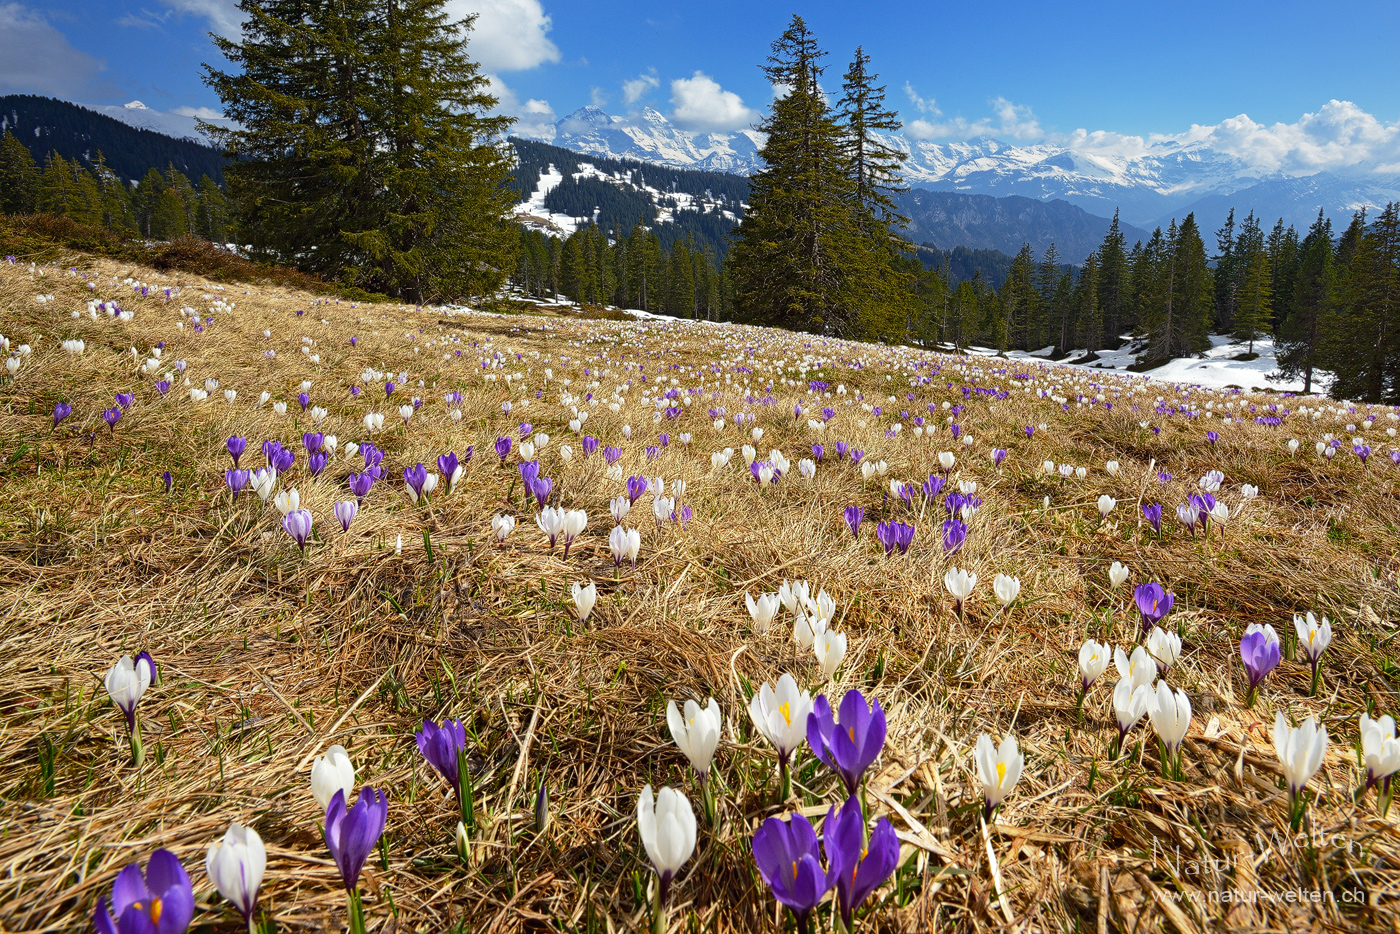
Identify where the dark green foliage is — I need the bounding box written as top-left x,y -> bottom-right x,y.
0,95 -> 226,184
1276,210 -> 1334,392
205,0 -> 518,302
1317,204 -> 1400,402
0,131 -> 39,214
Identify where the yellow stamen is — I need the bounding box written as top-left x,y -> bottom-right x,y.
149,899 -> 163,924
996,761 -> 1007,787
848,726 -> 856,743
791,860 -> 799,881
779,702 -> 791,725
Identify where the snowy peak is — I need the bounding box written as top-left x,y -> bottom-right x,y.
518,106 -> 766,176
523,106 -> 1400,233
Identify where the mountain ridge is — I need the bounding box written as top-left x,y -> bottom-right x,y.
521,105 -> 1400,235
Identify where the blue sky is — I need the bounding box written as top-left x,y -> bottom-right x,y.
4,0 -> 1399,155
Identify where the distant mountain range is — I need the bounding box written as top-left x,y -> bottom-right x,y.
521,106 -> 1400,237
1,95 -> 226,184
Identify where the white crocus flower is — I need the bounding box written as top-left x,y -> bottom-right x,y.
1293,612 -> 1332,666
1145,627 -> 1182,671
745,592 -> 780,633
813,628 -> 847,680
205,823 -> 266,922
973,732 -> 1024,820
1148,681 -> 1192,752
1097,494 -> 1116,518
1273,712 -> 1328,803
666,699 -> 722,777
943,567 -> 977,608
492,514 -> 516,542
747,673 -> 812,768
636,785 -> 696,898
1078,639 -> 1110,690
309,744 -> 355,808
1361,714 -> 1400,791
571,581 -> 597,622
273,488 -> 300,516
993,573 -> 1020,607
1114,645 -> 1157,690
1108,561 -> 1130,588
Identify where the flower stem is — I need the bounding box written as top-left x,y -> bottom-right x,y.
779,759 -> 791,805
130,713 -> 144,767
347,887 -> 367,934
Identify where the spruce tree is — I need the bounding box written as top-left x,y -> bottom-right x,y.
1233,242 -> 1271,353
1319,204 -> 1399,402
1096,210 -> 1130,347
729,16 -> 864,336
1075,252 -> 1101,353
0,131 -> 39,214
206,0 -> 516,300
1277,210 -> 1334,393
1212,208 -> 1240,332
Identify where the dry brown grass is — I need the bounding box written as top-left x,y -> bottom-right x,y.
1,253 -> 1399,934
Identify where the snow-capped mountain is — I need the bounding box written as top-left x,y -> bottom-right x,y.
523,106 -> 1400,234
86,101 -> 235,144
520,106 -> 765,176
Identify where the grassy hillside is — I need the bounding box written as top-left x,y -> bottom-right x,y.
0,249 -> 1398,933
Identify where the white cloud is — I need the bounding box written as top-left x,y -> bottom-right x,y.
446,0 -> 560,73
903,83 -> 939,115
905,96 -> 1043,142
156,0 -> 244,37
622,69 -> 659,106
171,105 -> 224,120
0,3 -> 107,98
590,86 -> 607,108
669,72 -> 758,133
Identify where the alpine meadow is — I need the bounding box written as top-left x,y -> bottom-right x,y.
4,5 -> 1400,934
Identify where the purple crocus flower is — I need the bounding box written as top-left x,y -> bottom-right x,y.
874,520 -> 914,555
226,469 -> 249,500
519,422 -> 533,438
519,460 -> 540,485
844,505 -> 863,537
848,448 -> 864,465
627,475 -> 648,505
1024,425 -> 1034,439
115,392 -> 135,410
350,336 -> 357,346
1207,430 -> 1219,445
348,472 -> 374,502
282,509 -> 313,552
437,452 -> 459,488
495,436 -> 511,463
404,463 -> 428,501
334,500 -> 357,532
297,392 -> 310,412
603,445 -> 622,465
272,448 -> 295,474
992,448 -> 1008,466
1390,450 -> 1400,467
812,443 -> 824,462
824,795 -> 899,930
1355,443 -> 1371,464
324,787 -> 388,891
834,441 -> 849,459
941,516 -> 967,554
806,690 -> 886,795
384,381 -> 395,397
161,471 -> 172,493
415,717 -> 467,792
1240,624 -> 1281,706
646,445 -> 659,461
226,436 -> 247,467
1133,583 -> 1174,636
53,402 -> 71,427
1176,501 -> 1200,533
155,380 -> 170,396
922,474 -> 945,500
303,432 -> 324,454
581,436 -> 599,457
751,812 -> 832,934
1142,502 -> 1163,535
528,476 -> 553,507
91,849 -> 194,934
658,433 -> 670,447
103,407 -> 122,431
362,444 -> 383,471
350,386 -> 360,397
308,451 -> 328,477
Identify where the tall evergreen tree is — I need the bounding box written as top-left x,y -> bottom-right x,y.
1075,252 -> 1101,353
1319,205 -> 1399,402
1096,210 -> 1130,347
836,47 -> 907,233
1233,241 -> 1271,353
0,130 -> 39,214
1277,210 -> 1334,393
206,0 -> 516,300
729,16 -> 867,336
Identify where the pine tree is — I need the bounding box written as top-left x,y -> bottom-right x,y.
133,168 -> 167,238
1097,210 -> 1130,347
1277,210 -> 1334,393
206,0 -> 516,300
1212,208 -> 1240,333
0,130 -> 39,214
1233,242 -> 1271,353
1266,219 -> 1300,332
1319,204 -> 1399,402
196,175 -> 229,241
1075,252 -> 1101,353
836,47 -> 907,234
998,244 -> 1037,352
1035,243 -> 1061,349
729,16 -> 865,336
